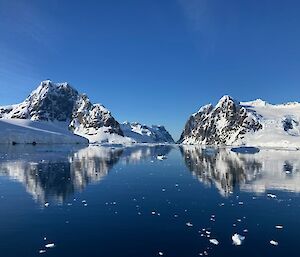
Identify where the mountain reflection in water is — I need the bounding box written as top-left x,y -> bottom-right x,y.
0,145 -> 172,203
180,146 -> 300,196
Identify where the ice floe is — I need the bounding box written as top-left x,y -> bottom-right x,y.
232,234 -> 245,246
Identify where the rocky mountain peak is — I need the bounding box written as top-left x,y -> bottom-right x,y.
179,95 -> 262,145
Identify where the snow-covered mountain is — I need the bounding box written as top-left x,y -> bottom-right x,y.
0,80 -> 126,144
120,122 -> 174,143
0,80 -> 173,144
179,95 -> 300,148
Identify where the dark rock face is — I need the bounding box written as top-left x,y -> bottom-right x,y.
282,116 -> 299,132
151,125 -> 174,143
11,81 -> 78,121
179,96 -> 262,145
70,95 -> 124,136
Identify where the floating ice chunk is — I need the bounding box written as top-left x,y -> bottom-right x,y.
158,252 -> 164,256
238,202 -> 244,205
267,194 -> 277,198
209,239 -> 219,245
39,250 -> 46,254
231,146 -> 260,154
157,155 -> 166,161
275,225 -> 283,229
151,211 -> 156,215
44,202 -> 49,207
186,222 -> 193,227
45,243 -> 55,248
232,234 -> 245,246
270,240 -> 279,246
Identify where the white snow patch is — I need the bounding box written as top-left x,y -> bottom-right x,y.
0,119 -> 87,144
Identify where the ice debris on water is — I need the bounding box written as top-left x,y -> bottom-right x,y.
157,155 -> 166,161
232,234 -> 245,246
44,202 -> 49,207
158,252 -> 164,256
275,225 -> 283,229
39,250 -> 46,254
209,239 -> 219,245
186,222 -> 193,227
45,243 -> 55,248
267,194 -> 277,198
270,240 -> 279,246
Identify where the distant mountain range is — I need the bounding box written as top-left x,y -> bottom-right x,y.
0,80 -> 174,144
1,80 -> 300,147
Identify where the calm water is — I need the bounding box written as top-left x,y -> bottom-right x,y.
0,145 -> 299,257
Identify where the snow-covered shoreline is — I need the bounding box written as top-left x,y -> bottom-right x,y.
0,119 -> 88,145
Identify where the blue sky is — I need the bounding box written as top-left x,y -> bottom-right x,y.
1,0 -> 300,140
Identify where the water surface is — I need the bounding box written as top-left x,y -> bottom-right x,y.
0,145 -> 299,257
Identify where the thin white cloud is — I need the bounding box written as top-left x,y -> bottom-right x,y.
177,0 -> 217,53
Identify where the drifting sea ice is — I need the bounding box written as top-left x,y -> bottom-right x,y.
186,222 -> 193,227
267,193 -> 277,198
232,234 -> 245,246
209,239 -> 219,245
45,243 -> 55,248
157,155 -> 167,161
270,240 -> 279,246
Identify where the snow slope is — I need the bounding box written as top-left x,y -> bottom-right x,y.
180,95 -> 300,148
238,100 -> 300,147
0,119 -> 88,144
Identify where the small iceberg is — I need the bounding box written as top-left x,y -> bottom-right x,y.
45,243 -> 55,248
209,239 -> 219,245
232,234 -> 245,246
270,240 -> 279,246
186,222 -> 193,227
267,193 -> 277,198
157,155 -> 167,161
231,146 -> 260,154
